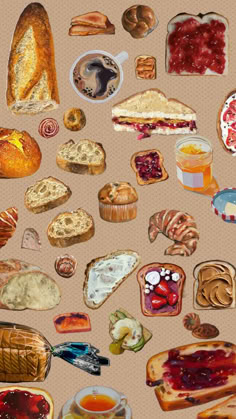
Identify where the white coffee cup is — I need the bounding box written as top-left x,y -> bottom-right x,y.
69,50 -> 129,103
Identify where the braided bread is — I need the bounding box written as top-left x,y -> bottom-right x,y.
148,210 -> 199,256
0,207 -> 18,248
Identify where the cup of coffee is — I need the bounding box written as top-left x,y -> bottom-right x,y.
70,50 -> 129,103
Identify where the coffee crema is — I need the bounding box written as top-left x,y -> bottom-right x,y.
80,394 -> 116,412
73,54 -> 120,100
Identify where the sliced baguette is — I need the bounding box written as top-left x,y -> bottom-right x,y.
197,394 -> 236,418
146,341 -> 236,411
83,250 -> 141,309
24,176 -> 72,213
47,208 -> 95,247
56,139 -> 106,175
166,13 -> 229,76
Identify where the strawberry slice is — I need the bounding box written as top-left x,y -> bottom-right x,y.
226,128 -> 236,148
154,280 -> 170,297
151,295 -> 167,309
167,292 -> 179,306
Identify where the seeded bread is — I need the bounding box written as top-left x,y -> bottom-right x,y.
47,208 -> 95,247
146,341 -> 236,411
197,394 -> 236,418
24,177 -> 72,214
56,139 -> 106,175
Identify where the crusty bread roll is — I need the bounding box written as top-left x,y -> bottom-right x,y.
122,5 -> 158,38
0,128 -> 41,177
98,182 -> 138,222
6,2 -> 60,114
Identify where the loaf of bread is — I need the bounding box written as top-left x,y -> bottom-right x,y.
146,341 -> 236,411
47,208 -> 95,247
197,394 -> 236,418
6,3 -> 60,114
24,177 -> 72,213
0,386 -> 54,418
0,128 -> 41,178
56,139 -> 106,175
0,259 -> 61,310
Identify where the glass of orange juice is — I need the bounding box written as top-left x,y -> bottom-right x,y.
176,136 -> 213,192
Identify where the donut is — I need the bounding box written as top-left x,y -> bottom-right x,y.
63,108 -> 86,131
38,118 -> 59,138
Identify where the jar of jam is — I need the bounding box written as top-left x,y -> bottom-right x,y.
176,136 -> 213,192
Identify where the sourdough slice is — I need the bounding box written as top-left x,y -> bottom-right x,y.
47,208 -> 95,247
0,259 -> 61,310
24,177 -> 72,213
56,139 -> 106,175
146,341 -> 236,411
166,13 -> 228,76
83,250 -> 141,309
197,394 -> 236,418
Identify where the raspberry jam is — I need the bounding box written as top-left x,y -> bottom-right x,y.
168,18 -> 226,74
163,349 -> 236,391
0,389 -> 50,419
135,152 -> 162,181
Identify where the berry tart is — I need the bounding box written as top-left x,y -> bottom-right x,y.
130,149 -> 168,185
137,263 -> 186,316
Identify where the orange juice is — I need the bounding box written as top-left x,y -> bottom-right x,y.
176,136 -> 213,192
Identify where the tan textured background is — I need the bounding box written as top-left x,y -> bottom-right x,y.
1,0 -> 236,417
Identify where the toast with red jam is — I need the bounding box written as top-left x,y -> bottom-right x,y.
130,149 -> 168,185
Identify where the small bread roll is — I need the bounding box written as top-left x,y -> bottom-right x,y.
63,108 -> 86,131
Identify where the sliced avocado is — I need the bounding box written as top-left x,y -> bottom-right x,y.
109,313 -> 117,324
130,335 -> 145,352
115,310 -> 127,320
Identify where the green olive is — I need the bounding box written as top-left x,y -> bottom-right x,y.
109,341 -> 125,355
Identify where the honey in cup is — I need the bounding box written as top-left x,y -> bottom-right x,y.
80,394 -> 116,412
176,136 -> 213,192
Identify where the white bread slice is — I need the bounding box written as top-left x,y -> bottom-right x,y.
56,139 -> 106,175
166,13 -> 229,76
0,386 -> 53,418
24,176 -> 72,213
146,341 -> 236,411
83,250 -> 141,309
47,208 -> 95,247
112,88 -> 196,120
197,394 -> 236,418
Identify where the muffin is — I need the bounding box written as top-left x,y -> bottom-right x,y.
98,182 -> 138,222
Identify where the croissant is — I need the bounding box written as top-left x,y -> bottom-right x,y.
148,209 -> 199,256
0,207 -> 18,248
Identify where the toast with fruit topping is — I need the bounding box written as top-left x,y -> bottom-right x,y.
146,341 -> 236,411
131,149 -> 168,185
217,90 -> 236,155
137,263 -> 186,316
166,13 -> 228,76
112,89 -> 197,140
197,394 -> 236,418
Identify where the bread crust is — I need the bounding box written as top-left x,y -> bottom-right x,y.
146,341 -> 236,411
83,250 -> 141,309
166,13 -> 229,76
197,394 -> 236,418
0,385 -> 54,417
6,2 -> 59,113
137,263 -> 185,316
217,90 -> 236,154
130,149 -> 168,185
24,176 -> 72,214
56,140 -> 106,175
0,128 -> 41,178
47,209 -> 95,248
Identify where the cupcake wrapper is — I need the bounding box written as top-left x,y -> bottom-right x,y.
99,202 -> 137,222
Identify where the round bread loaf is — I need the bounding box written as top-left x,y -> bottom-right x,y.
122,5 -> 158,39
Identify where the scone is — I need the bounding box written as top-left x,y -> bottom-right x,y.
98,182 -> 138,222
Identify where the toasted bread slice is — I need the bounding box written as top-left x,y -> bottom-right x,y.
71,12 -> 110,28
24,176 -> 72,214
130,149 -> 168,185
137,263 -> 185,316
69,24 -> 115,36
56,139 -> 106,175
47,208 -> 95,247
83,250 -> 141,309
197,394 -> 236,418
146,341 -> 236,411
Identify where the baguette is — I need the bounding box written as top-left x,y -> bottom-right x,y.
197,394 -> 236,418
6,2 -> 60,114
0,386 -> 53,418
47,208 -> 95,247
56,139 -> 106,175
146,341 -> 236,411
0,259 -> 61,310
83,250 -> 141,309
24,176 -> 72,214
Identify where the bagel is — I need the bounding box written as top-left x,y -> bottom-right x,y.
63,108 -> 86,131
